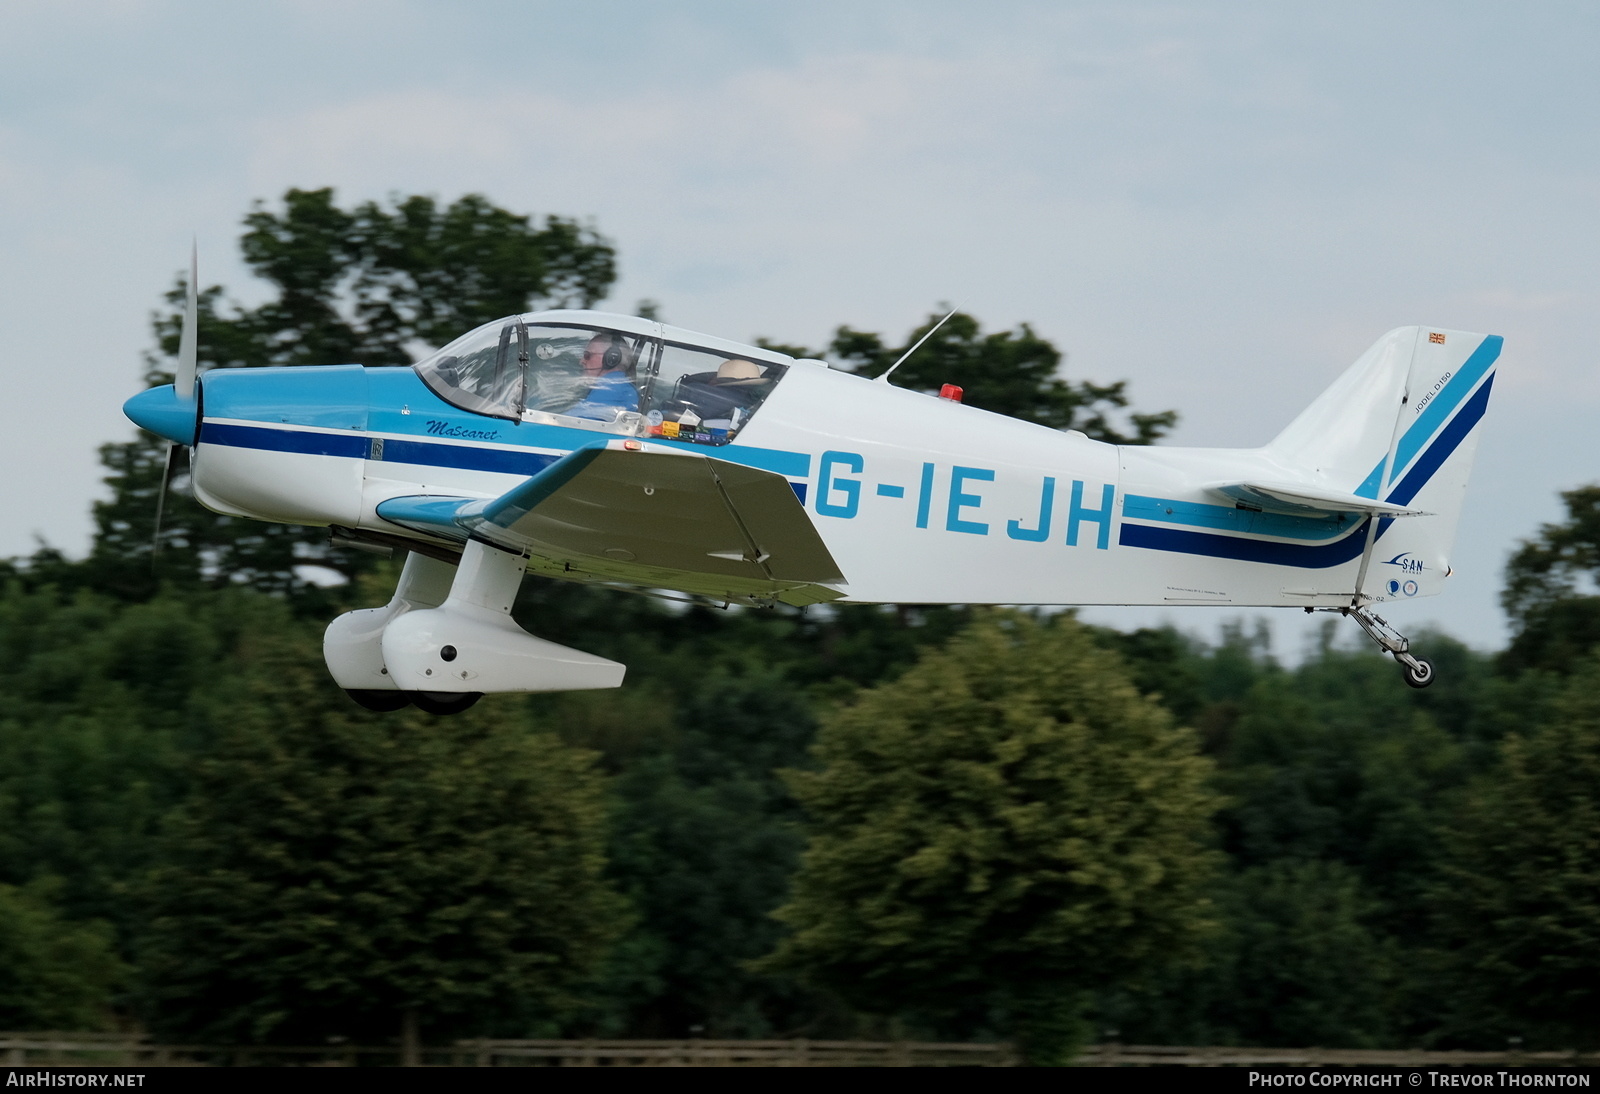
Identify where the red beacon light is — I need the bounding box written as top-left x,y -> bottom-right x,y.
938,384 -> 964,403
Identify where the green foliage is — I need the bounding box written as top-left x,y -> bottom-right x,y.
764,611 -> 1221,1063
0,585 -> 228,929
518,596 -> 984,1036
1100,627 -> 1519,1049
135,618 -> 624,1045
1104,861 -> 1397,1048
1213,642 -> 1474,908
768,310 -> 1177,444
1502,486 -> 1600,674
1429,652 -> 1600,1049
594,671 -> 818,1036
0,878 -> 124,1031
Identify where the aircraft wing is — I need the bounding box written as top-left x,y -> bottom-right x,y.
1208,480 -> 1429,518
376,444 -> 846,605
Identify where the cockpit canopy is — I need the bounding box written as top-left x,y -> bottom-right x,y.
413,311 -> 791,446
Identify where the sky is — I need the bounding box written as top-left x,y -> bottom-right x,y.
3,1 -> 1597,659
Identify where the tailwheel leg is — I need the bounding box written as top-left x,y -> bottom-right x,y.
1316,606 -> 1435,689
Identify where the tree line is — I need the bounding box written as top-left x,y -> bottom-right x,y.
0,190 -> 1595,1064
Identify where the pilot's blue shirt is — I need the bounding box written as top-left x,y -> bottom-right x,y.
568,374 -> 639,421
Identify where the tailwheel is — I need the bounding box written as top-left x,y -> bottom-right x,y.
345,689 -> 413,712
1399,655 -> 1435,690
1315,605 -> 1437,689
411,691 -> 483,716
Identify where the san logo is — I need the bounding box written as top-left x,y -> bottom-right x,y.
1382,551 -> 1426,575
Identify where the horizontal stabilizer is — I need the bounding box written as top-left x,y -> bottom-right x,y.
375,443 -> 846,603
1208,481 -> 1429,518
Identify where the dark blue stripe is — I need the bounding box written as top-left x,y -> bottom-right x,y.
1119,520 -> 1372,568
200,422 -> 367,459
380,437 -> 560,476
204,419 -> 812,484
1384,373 -> 1494,507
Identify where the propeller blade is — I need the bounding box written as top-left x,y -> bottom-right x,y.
151,441 -> 183,566
175,241 -> 198,399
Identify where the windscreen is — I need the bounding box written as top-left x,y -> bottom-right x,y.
414,320 -> 655,430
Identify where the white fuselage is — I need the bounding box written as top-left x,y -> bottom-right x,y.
187,324 -> 1494,612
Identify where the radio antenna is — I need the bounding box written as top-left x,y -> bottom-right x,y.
875,307 -> 959,385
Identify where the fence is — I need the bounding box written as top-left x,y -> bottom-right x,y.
0,1035 -> 1011,1067
2,1035 -> 1597,1067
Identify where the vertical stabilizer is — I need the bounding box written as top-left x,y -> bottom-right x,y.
1266,327 -> 1419,491
1266,327 -> 1502,602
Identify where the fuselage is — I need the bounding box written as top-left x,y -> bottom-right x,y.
126,311 -> 1497,610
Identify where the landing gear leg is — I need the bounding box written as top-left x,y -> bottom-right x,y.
1316,605 -> 1434,688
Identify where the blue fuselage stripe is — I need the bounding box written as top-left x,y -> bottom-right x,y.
200,422 -> 368,459
1119,368 -> 1493,568
201,418 -> 807,482
1119,519 -> 1372,568
1121,495 -> 1358,542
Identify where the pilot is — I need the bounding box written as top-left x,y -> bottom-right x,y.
567,332 -> 640,421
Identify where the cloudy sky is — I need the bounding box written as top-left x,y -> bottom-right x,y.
3,1 -> 1596,657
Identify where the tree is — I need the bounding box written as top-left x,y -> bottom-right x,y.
0,584 -> 220,932
1105,861 -> 1397,1048
0,878 -> 124,1031
767,310 -> 1177,444
94,188 -> 619,607
136,614 -> 625,1045
1211,640 -> 1475,906
583,670 -> 821,1037
761,611 -> 1220,1063
1429,651 -> 1600,1049
1501,485 -> 1600,675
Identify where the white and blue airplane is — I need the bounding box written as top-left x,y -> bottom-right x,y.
124,263 -> 1501,714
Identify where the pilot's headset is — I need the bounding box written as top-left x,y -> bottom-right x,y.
598,333 -> 637,378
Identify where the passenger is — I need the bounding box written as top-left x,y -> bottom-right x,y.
669,358 -> 770,435
707,359 -> 769,415
567,332 -> 640,421
714,358 -> 764,384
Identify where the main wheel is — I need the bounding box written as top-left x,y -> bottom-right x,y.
345,689 -> 413,712
411,691 -> 483,716
1401,657 -> 1435,689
